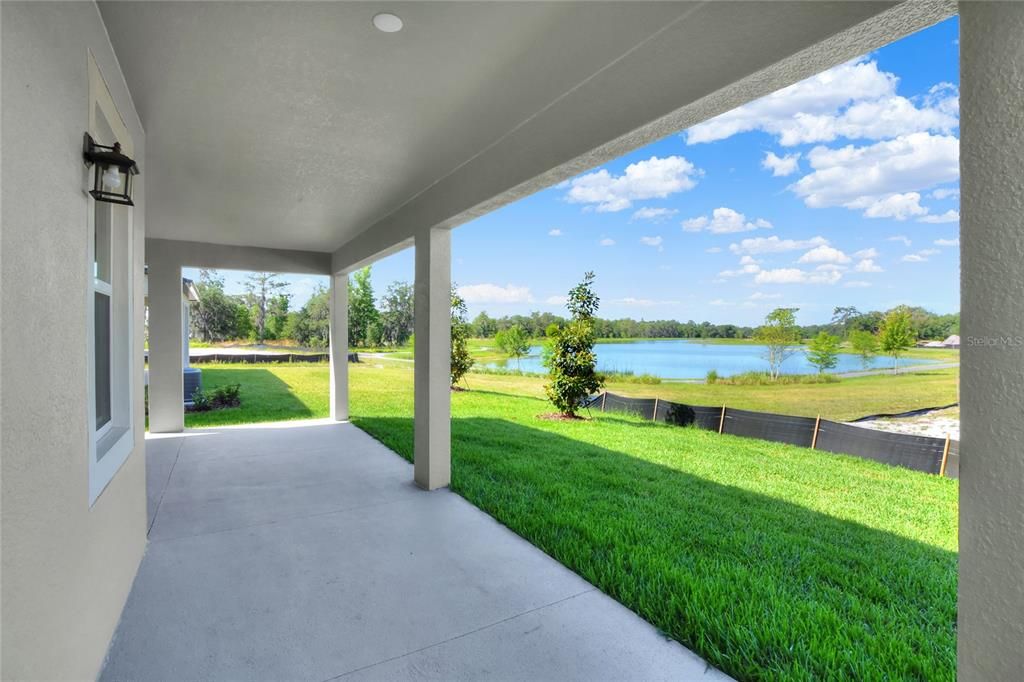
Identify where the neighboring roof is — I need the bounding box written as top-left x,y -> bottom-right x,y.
943,335 -> 961,345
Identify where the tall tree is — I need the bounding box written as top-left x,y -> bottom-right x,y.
190,269 -> 244,342
244,272 -> 288,343
290,286 -> 330,349
378,281 -> 414,347
544,272 -> 604,417
450,286 -> 474,388
348,267 -> 379,347
831,306 -> 862,338
265,293 -> 291,340
471,311 -> 498,338
879,306 -> 916,374
805,331 -> 841,374
754,308 -> 801,380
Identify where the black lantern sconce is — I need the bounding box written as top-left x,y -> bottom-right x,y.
83,133 -> 139,206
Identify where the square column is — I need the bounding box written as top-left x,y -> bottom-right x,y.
414,228 -> 451,490
147,256 -> 184,433
329,272 -> 349,422
959,3 -> 1024,679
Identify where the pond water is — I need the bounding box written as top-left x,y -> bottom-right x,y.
484,339 -> 939,380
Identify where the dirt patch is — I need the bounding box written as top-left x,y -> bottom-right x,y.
536,413 -> 589,422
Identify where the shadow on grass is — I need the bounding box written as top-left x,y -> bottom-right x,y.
184,368 -> 316,427
352,414 -> 957,682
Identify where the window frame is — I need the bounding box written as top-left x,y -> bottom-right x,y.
86,51 -> 136,506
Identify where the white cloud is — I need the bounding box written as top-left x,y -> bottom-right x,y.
791,133 -> 960,213
639,236 -> 664,247
932,187 -> 959,200
844,280 -> 872,288
754,268 -> 841,285
709,298 -> 732,306
934,238 -> 959,247
632,207 -> 678,222
815,264 -> 847,272
749,291 -> 782,300
901,249 -> 939,263
918,209 -> 959,224
797,244 -> 851,264
854,259 -> 884,273
705,246 -> 722,254
599,238 -> 616,247
682,207 -> 772,234
762,152 -> 801,177
545,295 -> 567,306
548,228 -> 563,237
853,247 -> 879,259
729,235 -> 828,255
458,283 -> 534,304
686,59 -> 958,146
848,192 -> 929,220
564,156 -> 700,212
719,255 -> 762,278
887,235 -> 912,247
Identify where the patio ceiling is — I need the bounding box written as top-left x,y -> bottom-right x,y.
99,1 -> 922,255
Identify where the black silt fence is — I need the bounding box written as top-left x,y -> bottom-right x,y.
189,352 -> 356,364
596,392 -> 959,478
721,408 -> 817,448
814,420 -> 948,475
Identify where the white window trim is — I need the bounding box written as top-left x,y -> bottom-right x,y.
86,51 -> 136,506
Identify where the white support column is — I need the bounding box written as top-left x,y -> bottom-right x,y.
413,228 -> 451,490
329,272 -> 349,422
147,255 -> 184,433
960,4 -> 1024,679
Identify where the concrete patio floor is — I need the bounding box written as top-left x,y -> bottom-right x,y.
102,419 -> 729,681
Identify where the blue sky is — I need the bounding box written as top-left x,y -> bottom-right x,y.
191,17 -> 960,327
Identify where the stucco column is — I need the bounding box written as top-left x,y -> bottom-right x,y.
413,228 -> 451,490
959,3 -> 1024,679
147,254 -> 184,433
329,272 -> 349,421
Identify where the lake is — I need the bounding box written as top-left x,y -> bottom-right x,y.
484,339 -> 940,380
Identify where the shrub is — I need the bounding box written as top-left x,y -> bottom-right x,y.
450,288 -> 474,387
190,388 -> 212,411
717,371 -> 838,386
544,272 -> 605,417
189,383 -> 241,411
706,369 -> 719,385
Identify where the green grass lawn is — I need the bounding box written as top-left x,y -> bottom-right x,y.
182,362 -> 957,680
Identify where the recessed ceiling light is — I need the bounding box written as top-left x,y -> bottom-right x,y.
373,12 -> 403,33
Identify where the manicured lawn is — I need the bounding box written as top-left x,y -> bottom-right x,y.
181,361 -> 957,679
348,363 -> 957,681
184,363 -> 329,427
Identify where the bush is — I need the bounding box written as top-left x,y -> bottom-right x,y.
706,369 -> 719,385
189,383 -> 241,412
716,371 -> 839,386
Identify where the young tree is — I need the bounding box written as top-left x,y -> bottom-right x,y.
754,307 -> 801,380
495,324 -> 530,370
805,331 -> 841,374
244,272 -> 288,343
378,281 -> 414,347
849,329 -> 879,369
450,286 -> 474,388
544,272 -> 604,417
348,266 -> 379,347
879,305 -> 915,374
265,293 -> 291,340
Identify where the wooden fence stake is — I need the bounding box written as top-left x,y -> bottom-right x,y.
939,434 -> 951,476
811,414 -> 821,450
652,397 -> 659,421
718,405 -> 727,434
601,392 -> 607,412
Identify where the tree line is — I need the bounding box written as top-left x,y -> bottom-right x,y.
189,266 -> 959,351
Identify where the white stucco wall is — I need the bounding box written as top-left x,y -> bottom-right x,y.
959,3 -> 1024,678
1,2 -> 148,679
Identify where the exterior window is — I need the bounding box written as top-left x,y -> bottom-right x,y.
87,52 -> 135,504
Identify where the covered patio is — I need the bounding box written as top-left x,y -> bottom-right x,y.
104,421 -> 725,680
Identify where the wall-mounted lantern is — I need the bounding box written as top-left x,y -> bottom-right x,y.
83,133 -> 139,206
